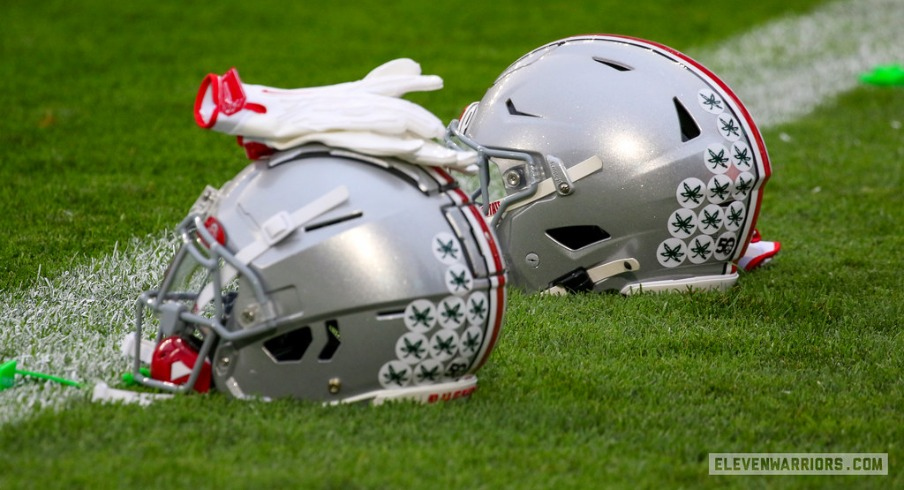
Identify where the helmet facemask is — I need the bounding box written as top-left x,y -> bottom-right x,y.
447,115 -> 546,226
131,213 -> 269,394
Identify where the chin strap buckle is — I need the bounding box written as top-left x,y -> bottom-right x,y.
547,155 -> 575,196
547,268 -> 594,295
544,258 -> 641,295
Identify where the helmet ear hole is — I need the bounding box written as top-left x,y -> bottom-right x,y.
263,326 -> 313,362
546,225 -> 610,251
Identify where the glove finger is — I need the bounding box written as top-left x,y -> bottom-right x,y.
277,93 -> 443,138
408,140 -> 478,167
277,97 -> 409,134
364,58 -> 422,79
262,131 -> 424,155
357,58 -> 443,96
381,98 -> 445,138
353,74 -> 443,97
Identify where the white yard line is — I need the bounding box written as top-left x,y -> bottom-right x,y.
0,235 -> 176,425
1,0 -> 901,426
689,0 -> 903,128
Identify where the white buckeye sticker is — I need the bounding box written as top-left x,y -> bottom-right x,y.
403,299 -> 436,333
704,143 -> 731,174
379,360 -> 412,388
465,291 -> 489,325
437,295 -> 467,329
459,325 -> 485,358
732,172 -> 756,200
429,330 -> 460,361
444,264 -> 473,295
717,114 -> 742,142
432,232 -> 462,265
724,201 -> 747,232
730,141 -> 754,171
698,88 -> 725,114
698,204 -> 725,235
707,175 -> 734,204
657,238 -> 687,268
676,177 -> 707,209
413,359 -> 445,385
687,235 -> 716,264
667,208 -> 698,239
395,332 -> 430,365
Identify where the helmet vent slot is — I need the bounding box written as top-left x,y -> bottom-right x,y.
506,99 -> 539,118
673,97 -> 701,142
546,225 -> 611,251
317,320 -> 341,361
376,309 -> 405,320
263,326 -> 312,362
592,57 -> 632,72
305,211 -> 363,232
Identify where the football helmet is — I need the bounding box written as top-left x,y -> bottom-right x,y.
128,145 -> 506,404
447,34 -> 772,294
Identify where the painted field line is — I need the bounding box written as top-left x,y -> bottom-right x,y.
0,235 -> 176,426
689,0 -> 903,128
1,0 -> 900,427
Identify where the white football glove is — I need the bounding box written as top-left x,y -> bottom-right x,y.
194,59 -> 476,170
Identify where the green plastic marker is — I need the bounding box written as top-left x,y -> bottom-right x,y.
860,64 -> 904,86
121,367 -> 151,386
0,359 -> 82,390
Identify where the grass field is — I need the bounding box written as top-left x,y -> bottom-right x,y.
1,0 -> 902,488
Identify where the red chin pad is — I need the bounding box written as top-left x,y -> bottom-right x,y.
150,336 -> 211,393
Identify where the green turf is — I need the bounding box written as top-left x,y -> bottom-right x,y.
2,0 -> 901,488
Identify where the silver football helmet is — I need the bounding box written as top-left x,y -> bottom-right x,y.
129,145 -> 506,404
447,35 -> 772,295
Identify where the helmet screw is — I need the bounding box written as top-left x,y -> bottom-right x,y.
525,253 -> 540,268
558,182 -> 571,193
504,169 -> 522,187
214,345 -> 235,375
241,306 -> 256,324
328,378 -> 341,394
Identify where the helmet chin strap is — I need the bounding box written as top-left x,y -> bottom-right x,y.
543,258 -> 641,295
620,272 -> 739,295
195,185 -> 349,312
335,375 -> 479,406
